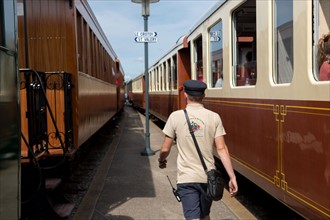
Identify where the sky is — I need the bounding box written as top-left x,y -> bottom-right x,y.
88,0 -> 219,82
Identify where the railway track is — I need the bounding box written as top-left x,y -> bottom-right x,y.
57,112 -> 123,219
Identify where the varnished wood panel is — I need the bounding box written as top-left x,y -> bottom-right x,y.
203,97 -> 330,219
77,72 -> 117,146
18,0 -> 124,156
149,93 -> 178,122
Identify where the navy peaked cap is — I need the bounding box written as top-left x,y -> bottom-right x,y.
184,80 -> 207,96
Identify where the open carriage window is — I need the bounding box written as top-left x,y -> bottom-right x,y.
155,67 -> 159,91
274,0 -> 293,84
314,0 -> 330,81
209,20 -> 223,88
162,62 -> 166,91
149,71 -> 153,91
159,64 -> 163,91
232,0 -> 257,86
167,59 -> 171,90
194,36 -> 203,81
172,54 -> 178,90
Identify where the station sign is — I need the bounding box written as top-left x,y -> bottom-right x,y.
210,36 -> 221,42
210,30 -> 221,42
134,31 -> 158,43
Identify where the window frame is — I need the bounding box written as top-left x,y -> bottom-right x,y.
313,0 -> 330,81
232,0 -> 257,87
273,0 -> 294,84
208,19 -> 223,88
193,35 -> 203,81
172,54 -> 178,90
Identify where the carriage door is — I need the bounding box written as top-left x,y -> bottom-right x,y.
177,37 -> 191,109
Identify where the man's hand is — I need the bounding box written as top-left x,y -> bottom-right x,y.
158,158 -> 167,169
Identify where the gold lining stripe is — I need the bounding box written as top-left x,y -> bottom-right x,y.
232,156 -> 276,184
286,110 -> 330,116
205,99 -> 274,108
204,99 -> 329,218
287,187 -> 330,212
286,105 -> 330,111
286,189 -> 330,217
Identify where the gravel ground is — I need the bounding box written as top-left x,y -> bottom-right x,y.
58,112 -> 123,220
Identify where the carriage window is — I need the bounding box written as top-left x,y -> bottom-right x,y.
153,68 -> 156,91
209,20 -> 223,88
158,65 -> 161,91
153,70 -> 156,91
232,0 -> 257,86
149,71 -> 152,91
158,66 -> 161,91
159,66 -> 162,91
314,0 -> 330,81
151,69 -> 153,91
167,59 -> 171,90
77,12 -> 83,72
163,62 -> 167,91
150,70 -> 154,91
274,0 -> 293,84
153,69 -> 156,91
194,36 -> 203,81
155,68 -> 158,91
173,55 -> 178,89
133,78 -> 142,92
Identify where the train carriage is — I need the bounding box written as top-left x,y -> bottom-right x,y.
17,0 -> 125,159
148,49 -> 178,121
129,73 -> 145,110
9,0 -> 126,218
131,0 -> 330,219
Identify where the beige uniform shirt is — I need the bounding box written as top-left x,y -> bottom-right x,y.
163,103 -> 226,184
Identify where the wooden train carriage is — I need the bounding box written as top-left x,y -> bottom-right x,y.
188,0 -> 329,219
147,36 -> 191,121
142,0 -> 330,219
125,80 -> 132,103
17,0 -> 124,158
130,74 -> 145,110
117,64 -> 125,111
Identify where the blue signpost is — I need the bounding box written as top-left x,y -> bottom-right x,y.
132,0 -> 159,156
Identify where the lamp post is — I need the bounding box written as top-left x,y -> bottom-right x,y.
132,0 -> 159,156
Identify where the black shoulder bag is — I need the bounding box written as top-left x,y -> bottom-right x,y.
183,109 -> 224,201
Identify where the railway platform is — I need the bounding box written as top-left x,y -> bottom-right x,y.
73,105 -> 256,220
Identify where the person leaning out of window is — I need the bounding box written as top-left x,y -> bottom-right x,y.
318,32 -> 330,81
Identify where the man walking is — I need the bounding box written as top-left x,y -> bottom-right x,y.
158,80 -> 238,220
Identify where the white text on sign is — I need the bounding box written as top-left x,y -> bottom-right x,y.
134,31 -> 158,43
135,36 -> 158,43
135,31 -> 157,37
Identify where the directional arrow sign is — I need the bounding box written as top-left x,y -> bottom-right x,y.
135,36 -> 158,43
135,31 -> 157,37
210,36 -> 221,42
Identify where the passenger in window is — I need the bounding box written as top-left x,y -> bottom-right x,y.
215,73 -> 223,87
197,67 -> 204,81
318,32 -> 330,81
242,51 -> 256,85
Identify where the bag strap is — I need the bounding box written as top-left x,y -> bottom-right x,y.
183,109 -> 208,173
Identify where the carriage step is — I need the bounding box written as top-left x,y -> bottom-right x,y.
45,178 -> 62,191
53,202 -> 75,218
